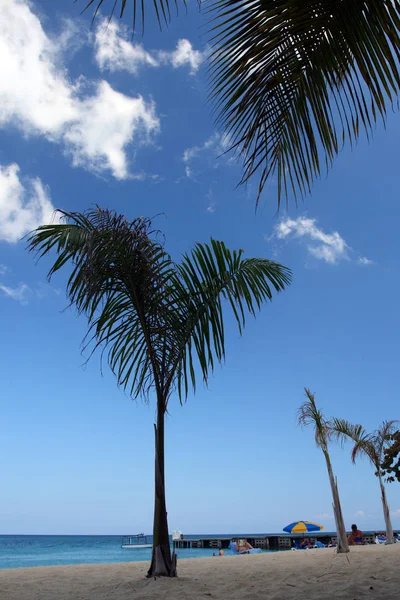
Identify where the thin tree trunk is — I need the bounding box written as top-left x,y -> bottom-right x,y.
325,454 -> 349,553
147,398 -> 177,578
378,471 -> 394,544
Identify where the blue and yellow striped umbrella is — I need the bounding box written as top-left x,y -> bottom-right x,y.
283,521 -> 324,534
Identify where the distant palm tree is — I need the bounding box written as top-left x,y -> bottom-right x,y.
75,0 -> 400,207
298,389 -> 349,553
27,207 -> 291,577
332,419 -> 398,544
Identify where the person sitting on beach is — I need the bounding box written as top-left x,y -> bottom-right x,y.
348,524 -> 364,545
300,538 -> 313,549
218,549 -> 224,556
235,539 -> 253,553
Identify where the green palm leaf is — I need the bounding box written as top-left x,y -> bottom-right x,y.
75,0 -> 400,207
80,0 -> 188,29
208,0 -> 400,206
28,207 -> 290,405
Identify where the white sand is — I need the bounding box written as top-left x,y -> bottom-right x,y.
0,544 -> 399,600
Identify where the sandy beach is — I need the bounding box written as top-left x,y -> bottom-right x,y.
0,544 -> 399,600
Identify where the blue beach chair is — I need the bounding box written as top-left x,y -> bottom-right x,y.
229,542 -> 261,555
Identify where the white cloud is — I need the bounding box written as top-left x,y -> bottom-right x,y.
358,256 -> 374,266
0,264 -> 8,276
167,39 -> 204,75
182,132 -> 234,178
94,20 -> 158,74
391,508 -> 400,518
64,81 -> 158,179
355,510 -> 365,518
313,513 -> 334,520
0,0 -> 159,179
0,163 -> 57,243
205,188 -> 216,213
0,281 -> 30,304
94,19 -> 203,75
270,216 -> 373,266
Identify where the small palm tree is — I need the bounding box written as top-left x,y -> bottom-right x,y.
332,419 -> 398,544
298,389 -> 349,553
27,207 -> 291,577
75,0 -> 400,207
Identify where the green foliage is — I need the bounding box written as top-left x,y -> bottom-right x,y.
28,207 -> 291,407
209,0 -> 400,205
75,0 -> 400,207
298,388 -> 332,453
381,431 -> 400,483
331,418 -> 399,472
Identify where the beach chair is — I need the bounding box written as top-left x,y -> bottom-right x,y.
229,542 -> 261,555
291,540 -> 308,550
313,541 -> 326,548
375,536 -> 387,544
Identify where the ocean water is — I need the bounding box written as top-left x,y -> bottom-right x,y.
0,535 -> 268,569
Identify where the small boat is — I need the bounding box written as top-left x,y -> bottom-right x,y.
121,533 -> 152,549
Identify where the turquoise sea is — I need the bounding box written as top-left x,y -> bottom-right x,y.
0,534 -> 269,569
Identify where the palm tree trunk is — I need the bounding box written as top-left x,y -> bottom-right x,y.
378,471 -> 394,544
147,397 -> 177,578
325,453 -> 349,553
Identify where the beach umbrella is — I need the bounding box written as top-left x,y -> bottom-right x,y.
283,521 -> 324,534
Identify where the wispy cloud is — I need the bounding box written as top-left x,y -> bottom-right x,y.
182,132 -> 234,180
268,216 -> 373,266
94,19 -> 204,76
358,256 -> 374,266
0,282 -> 30,304
0,163 -> 59,243
313,512 -> 334,521
0,0 -> 159,180
391,508 -> 400,518
205,188 -> 216,213
355,510 -> 365,518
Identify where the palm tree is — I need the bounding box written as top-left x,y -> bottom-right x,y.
27,207 -> 291,577
332,419 -> 398,544
75,1 -> 400,207
298,389 -> 349,553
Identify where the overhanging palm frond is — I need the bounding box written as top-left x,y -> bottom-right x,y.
298,388 -> 331,449
166,239 -> 291,399
78,0 -> 188,29
208,0 -> 400,206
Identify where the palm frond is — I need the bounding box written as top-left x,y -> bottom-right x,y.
331,417 -> 377,465
28,208 -> 175,400
374,420 -> 400,461
208,0 -> 400,206
28,208 -> 291,408
298,388 -> 331,449
77,0 -> 189,30
165,239 -> 291,400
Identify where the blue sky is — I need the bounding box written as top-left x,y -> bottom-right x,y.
1,0 -> 399,536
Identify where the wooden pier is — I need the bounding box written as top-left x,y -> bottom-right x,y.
173,531 -> 398,551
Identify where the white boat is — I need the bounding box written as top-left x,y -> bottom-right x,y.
121,534 -> 152,549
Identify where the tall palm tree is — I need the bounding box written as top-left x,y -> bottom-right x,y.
75,1 -> 400,207
298,389 -> 349,553
27,207 -> 291,577
332,418 -> 398,544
